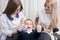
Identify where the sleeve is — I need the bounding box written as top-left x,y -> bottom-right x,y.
0,16 -> 12,37
17,30 -> 23,39
19,13 -> 26,22
34,30 -> 41,38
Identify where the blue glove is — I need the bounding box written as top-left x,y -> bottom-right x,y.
22,27 -> 27,32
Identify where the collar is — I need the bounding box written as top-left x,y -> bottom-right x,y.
7,14 -> 19,21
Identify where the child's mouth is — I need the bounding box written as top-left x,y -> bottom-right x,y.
27,27 -> 31,29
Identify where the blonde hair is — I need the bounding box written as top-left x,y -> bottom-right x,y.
24,19 -> 32,23
45,0 -> 57,6
24,19 -> 33,25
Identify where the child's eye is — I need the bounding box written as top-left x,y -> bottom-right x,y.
29,24 -> 32,25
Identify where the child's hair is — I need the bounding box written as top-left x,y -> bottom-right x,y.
24,19 -> 33,25
24,19 -> 33,23
35,17 -> 39,26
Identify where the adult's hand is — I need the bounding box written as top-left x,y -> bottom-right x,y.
18,22 -> 25,32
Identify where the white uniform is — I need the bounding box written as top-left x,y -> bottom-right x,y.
0,13 -> 2,40
0,26 -> 2,40
0,12 -> 26,40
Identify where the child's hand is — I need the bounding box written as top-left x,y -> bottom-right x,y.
37,25 -> 42,33
18,22 -> 25,32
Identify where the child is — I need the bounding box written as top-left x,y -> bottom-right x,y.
17,19 -> 42,40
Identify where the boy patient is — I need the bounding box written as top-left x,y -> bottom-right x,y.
17,19 -> 42,40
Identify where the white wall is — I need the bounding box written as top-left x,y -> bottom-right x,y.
0,0 -> 2,13
29,0 -> 37,20
57,0 -> 60,30
0,0 -> 8,13
21,0 -> 30,18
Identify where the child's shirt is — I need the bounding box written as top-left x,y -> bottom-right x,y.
17,30 -> 41,40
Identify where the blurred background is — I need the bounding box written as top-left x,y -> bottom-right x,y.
0,0 -> 60,30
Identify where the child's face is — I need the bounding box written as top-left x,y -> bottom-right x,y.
25,20 -> 33,29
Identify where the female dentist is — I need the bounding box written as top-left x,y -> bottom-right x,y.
0,0 -> 26,40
